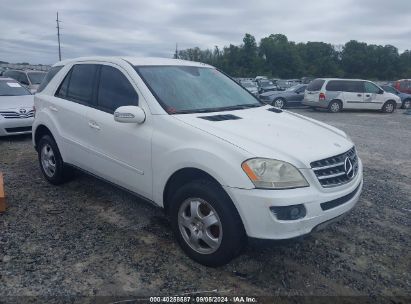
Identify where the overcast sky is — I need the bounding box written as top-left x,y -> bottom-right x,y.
0,0 -> 410,65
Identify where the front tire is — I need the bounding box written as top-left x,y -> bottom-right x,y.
273,98 -> 286,109
402,99 -> 410,109
38,135 -> 73,185
382,101 -> 396,113
328,100 -> 342,113
169,179 -> 246,267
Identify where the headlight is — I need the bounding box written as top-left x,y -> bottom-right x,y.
242,158 -> 309,189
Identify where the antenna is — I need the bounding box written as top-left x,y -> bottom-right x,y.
174,43 -> 179,59
56,12 -> 62,61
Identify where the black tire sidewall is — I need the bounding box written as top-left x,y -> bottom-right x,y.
38,135 -> 66,185
169,180 -> 246,267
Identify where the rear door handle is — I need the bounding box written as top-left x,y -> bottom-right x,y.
365,94 -> 370,97
88,121 -> 100,130
50,106 -> 58,112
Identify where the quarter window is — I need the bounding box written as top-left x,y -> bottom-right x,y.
325,80 -> 346,91
38,66 -> 63,93
345,81 -> 364,93
97,65 -> 138,113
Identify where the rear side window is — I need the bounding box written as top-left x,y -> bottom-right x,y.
37,66 -> 63,92
345,81 -> 364,93
307,79 -> 325,91
325,80 -> 346,91
97,65 -> 138,113
68,64 -> 98,103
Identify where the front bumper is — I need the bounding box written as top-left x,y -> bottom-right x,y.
224,159 -> 363,240
0,117 -> 33,136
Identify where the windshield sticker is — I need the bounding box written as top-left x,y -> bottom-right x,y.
7,82 -> 21,88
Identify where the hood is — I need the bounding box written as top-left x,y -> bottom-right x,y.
174,105 -> 353,168
260,90 -> 289,97
386,92 -> 401,101
0,95 -> 34,111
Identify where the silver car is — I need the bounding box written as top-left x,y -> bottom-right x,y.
0,77 -> 34,136
3,70 -> 46,93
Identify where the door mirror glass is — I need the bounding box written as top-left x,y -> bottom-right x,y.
114,106 -> 146,124
378,89 -> 384,94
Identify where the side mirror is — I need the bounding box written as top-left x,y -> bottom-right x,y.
114,106 -> 146,124
378,89 -> 384,94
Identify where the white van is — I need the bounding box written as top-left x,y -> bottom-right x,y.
303,78 -> 401,113
33,57 -> 363,266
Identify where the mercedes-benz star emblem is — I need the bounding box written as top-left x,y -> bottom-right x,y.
19,109 -> 27,114
344,157 -> 354,179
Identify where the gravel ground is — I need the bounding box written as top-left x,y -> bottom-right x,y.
0,108 -> 410,300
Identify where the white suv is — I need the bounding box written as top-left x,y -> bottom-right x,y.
33,57 -> 363,266
303,78 -> 401,113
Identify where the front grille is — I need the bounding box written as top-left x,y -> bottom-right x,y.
0,110 -> 34,119
311,147 -> 358,188
320,182 -> 361,211
5,126 -> 32,133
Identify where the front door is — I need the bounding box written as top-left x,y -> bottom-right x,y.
363,81 -> 385,110
85,64 -> 153,199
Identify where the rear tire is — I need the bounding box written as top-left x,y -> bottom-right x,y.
382,101 -> 396,113
328,100 -> 342,113
273,98 -> 286,109
38,135 -> 73,185
169,179 -> 246,267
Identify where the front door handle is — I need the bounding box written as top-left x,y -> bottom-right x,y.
357,94 -> 362,97
88,121 -> 100,130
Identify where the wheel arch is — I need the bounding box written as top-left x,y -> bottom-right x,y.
34,124 -> 55,151
163,167 -> 222,214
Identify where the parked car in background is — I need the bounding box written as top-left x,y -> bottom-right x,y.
240,80 -> 259,95
0,77 -> 34,136
393,79 -> 411,94
303,78 -> 401,113
0,67 -> 7,76
33,56 -> 362,266
259,84 -> 307,108
3,70 -> 46,93
381,85 -> 411,109
257,79 -> 280,94
254,76 -> 267,82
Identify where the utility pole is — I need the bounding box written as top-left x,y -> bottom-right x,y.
56,12 -> 62,61
174,43 -> 178,59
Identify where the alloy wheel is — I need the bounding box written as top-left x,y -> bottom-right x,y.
178,197 -> 223,254
41,144 -> 57,177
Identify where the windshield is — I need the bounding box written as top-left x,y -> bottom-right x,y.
260,80 -> 274,86
0,80 -> 31,96
135,66 -> 262,114
286,84 -> 303,92
27,72 -> 46,85
242,82 -> 257,88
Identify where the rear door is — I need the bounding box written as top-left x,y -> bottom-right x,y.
52,64 -> 98,171
343,81 -> 364,109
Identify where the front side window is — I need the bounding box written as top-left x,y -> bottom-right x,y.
382,86 -> 397,94
27,72 -> 46,85
364,82 -> 381,94
17,73 -> 29,85
37,66 -> 63,93
0,80 -> 31,96
97,65 -> 138,113
135,66 -> 261,114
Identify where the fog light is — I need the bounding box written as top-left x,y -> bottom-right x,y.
270,204 -> 306,221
